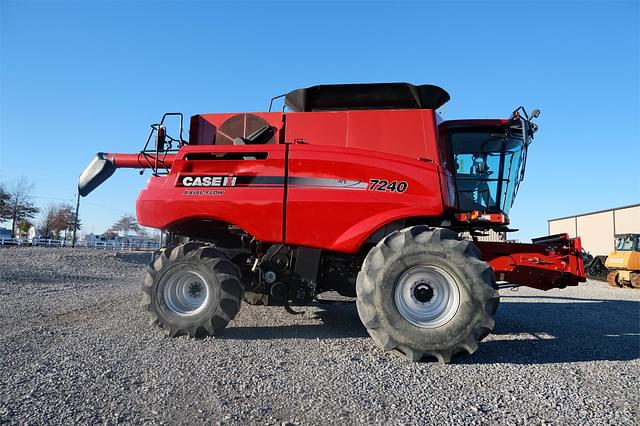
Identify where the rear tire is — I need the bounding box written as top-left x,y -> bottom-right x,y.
141,242 -> 244,337
356,226 -> 499,363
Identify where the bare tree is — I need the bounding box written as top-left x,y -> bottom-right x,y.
39,204 -> 58,239
6,178 -> 39,237
110,214 -> 140,236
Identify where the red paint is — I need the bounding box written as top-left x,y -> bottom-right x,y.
104,153 -> 176,169
286,144 -> 443,252
133,109 -> 450,253
284,109 -> 439,161
136,144 -> 286,243
96,107 -> 584,289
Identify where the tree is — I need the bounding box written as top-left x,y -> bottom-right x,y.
53,204 -> 80,240
16,220 -> 34,238
63,204 -> 81,239
39,203 -> 81,240
0,184 -> 11,222
110,214 -> 140,236
103,230 -> 118,240
6,178 -> 39,237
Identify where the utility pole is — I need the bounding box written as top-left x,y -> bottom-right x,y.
72,191 -> 80,247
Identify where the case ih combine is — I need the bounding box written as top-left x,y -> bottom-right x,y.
79,83 -> 585,363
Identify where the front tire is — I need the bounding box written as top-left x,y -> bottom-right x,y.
141,243 -> 244,337
630,273 -> 640,289
607,271 -> 621,287
356,226 -> 499,363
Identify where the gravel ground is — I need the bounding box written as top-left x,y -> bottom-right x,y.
0,247 -> 638,425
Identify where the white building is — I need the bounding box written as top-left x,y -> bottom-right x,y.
548,204 -> 640,256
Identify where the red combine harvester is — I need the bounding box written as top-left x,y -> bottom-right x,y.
79,83 -> 585,362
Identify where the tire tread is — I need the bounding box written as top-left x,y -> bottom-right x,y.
141,242 -> 244,338
356,225 -> 499,363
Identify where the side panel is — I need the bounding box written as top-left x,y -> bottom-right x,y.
136,145 -> 285,242
285,144 -> 444,253
605,251 -> 640,271
284,109 -> 440,162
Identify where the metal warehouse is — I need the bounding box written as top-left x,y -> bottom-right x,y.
548,204 -> 640,256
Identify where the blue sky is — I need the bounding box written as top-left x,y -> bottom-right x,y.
1,0 -> 638,240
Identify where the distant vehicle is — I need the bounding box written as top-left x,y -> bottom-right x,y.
604,234 -> 640,288
0,228 -> 12,240
584,252 -> 609,282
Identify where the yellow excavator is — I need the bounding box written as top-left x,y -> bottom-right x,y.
605,234 -> 640,288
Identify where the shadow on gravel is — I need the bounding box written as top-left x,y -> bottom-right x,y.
1,271 -> 114,286
224,304 -> 369,340
227,296 -> 639,365
115,252 -> 154,265
464,296 -> 640,365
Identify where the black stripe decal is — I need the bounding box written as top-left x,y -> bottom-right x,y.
235,176 -> 285,185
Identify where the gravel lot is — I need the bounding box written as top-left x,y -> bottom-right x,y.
0,247 -> 638,425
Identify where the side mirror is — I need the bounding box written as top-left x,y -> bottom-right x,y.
530,109 -> 540,118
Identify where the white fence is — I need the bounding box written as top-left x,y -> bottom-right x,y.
0,238 -> 160,251
82,240 -> 160,251
0,238 -> 66,247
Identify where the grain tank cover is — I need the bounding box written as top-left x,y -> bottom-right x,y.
284,83 -> 450,112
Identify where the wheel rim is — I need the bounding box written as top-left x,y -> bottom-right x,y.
394,265 -> 461,328
163,270 -> 210,316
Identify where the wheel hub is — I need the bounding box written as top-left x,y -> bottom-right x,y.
394,265 -> 461,328
163,270 -> 210,316
413,282 -> 435,303
188,282 -> 203,298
